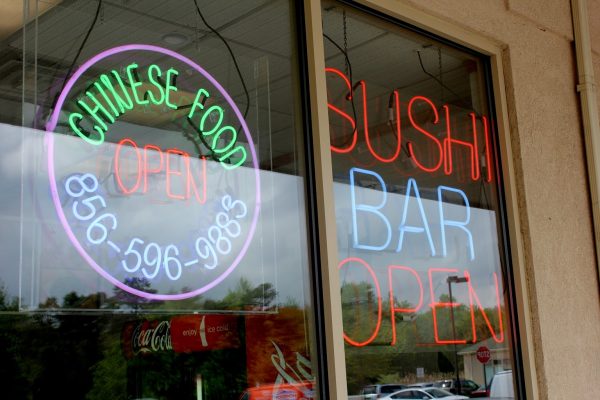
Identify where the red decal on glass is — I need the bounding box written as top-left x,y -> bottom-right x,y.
338,257 -> 382,347
388,265 -> 423,345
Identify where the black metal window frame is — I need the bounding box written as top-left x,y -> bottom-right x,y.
297,1 -> 528,398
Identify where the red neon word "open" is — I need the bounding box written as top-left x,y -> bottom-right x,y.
114,137 -> 207,203
326,68 -> 493,182
339,257 -> 504,347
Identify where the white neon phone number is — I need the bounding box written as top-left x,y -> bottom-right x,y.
64,173 -> 247,282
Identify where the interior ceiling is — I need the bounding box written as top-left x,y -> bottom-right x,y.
0,0 -> 59,41
0,0 -> 477,174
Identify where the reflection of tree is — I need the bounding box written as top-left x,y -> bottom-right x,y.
0,282 -> 18,311
0,277 -> 283,399
106,277 -> 162,310
0,284 -> 28,398
204,277 -> 277,311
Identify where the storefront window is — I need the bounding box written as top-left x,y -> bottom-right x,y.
322,1 -> 519,397
0,1 -> 317,399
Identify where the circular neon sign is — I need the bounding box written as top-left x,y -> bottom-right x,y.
45,44 -> 261,300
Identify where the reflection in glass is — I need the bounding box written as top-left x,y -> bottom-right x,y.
0,1 -> 317,399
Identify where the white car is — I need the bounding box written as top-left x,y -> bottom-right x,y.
380,387 -> 469,400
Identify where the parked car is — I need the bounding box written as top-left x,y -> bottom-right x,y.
488,370 -> 514,399
379,387 -> 469,399
433,379 -> 481,396
469,370 -> 514,400
469,387 -> 490,398
406,382 -> 434,388
360,384 -> 409,399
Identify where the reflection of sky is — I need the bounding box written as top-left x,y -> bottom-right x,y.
0,123 -> 311,311
334,174 -> 504,311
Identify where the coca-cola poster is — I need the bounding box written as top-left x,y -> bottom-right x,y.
244,308 -> 315,399
171,314 -> 240,353
121,314 -> 240,359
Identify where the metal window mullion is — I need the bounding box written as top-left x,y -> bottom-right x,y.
303,1 -> 349,399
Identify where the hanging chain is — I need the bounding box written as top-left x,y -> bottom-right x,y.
343,9 -> 349,77
438,47 -> 443,103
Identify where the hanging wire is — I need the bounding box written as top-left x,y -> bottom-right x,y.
48,0 -> 103,126
192,0 -> 249,121
322,35 -> 358,147
343,10 -> 349,77
324,9 -> 412,160
416,49 -> 471,110
191,0 -> 250,164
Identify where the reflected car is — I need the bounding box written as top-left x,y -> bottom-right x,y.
406,382 -> 434,388
488,370 -> 514,399
380,387 -> 469,400
361,384 -> 409,399
469,387 -> 490,398
434,379 -> 481,396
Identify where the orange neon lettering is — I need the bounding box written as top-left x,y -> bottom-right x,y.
358,82 -> 402,163
407,96 -> 443,172
428,268 -> 467,345
325,68 -> 357,154
166,149 -> 187,200
338,257 -> 382,347
114,138 -> 141,195
186,156 -> 207,204
464,270 -> 504,343
482,116 -> 493,182
143,144 -> 164,193
388,265 -> 423,345
443,107 -> 480,181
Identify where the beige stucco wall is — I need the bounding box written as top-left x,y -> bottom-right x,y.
374,1 -> 600,399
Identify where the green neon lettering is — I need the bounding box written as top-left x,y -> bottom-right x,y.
200,105 -> 224,136
85,90 -> 115,124
99,71 -> 133,114
147,64 -> 165,105
126,63 -> 149,106
219,146 -> 246,170
68,112 -> 104,145
188,88 -> 210,119
93,81 -> 119,118
77,98 -> 108,133
165,67 -> 179,109
211,125 -> 236,154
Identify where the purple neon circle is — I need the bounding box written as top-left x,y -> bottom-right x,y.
45,44 -> 261,301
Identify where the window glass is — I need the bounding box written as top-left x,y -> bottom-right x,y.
322,1 -> 518,397
0,1 -> 317,399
